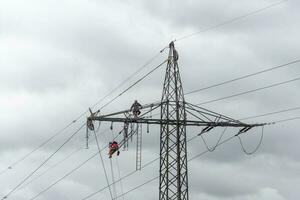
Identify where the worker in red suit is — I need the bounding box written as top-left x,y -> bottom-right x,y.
108,141 -> 120,158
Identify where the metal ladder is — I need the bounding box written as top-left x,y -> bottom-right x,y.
136,124 -> 142,170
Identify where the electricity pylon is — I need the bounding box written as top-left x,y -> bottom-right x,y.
87,41 -> 265,200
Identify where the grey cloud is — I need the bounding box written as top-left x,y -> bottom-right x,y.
1,0 -> 300,199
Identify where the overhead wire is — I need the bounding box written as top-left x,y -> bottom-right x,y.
97,59 -> 168,112
2,0 -> 289,188
0,51 -> 164,177
79,112 -> 300,200
196,77 -> 300,105
0,122 -> 76,176
272,116 -> 300,124
2,123 -> 86,200
28,129 -> 122,200
15,0 -> 294,195
200,106 -> 300,153
16,128 -> 110,192
1,0 -> 289,181
80,126 -> 258,200
28,110 -> 300,200
185,59 -> 300,95
98,114 -> 300,200
240,106 -> 300,120
175,0 -> 288,42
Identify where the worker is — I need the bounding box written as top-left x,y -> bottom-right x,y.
130,100 -> 142,118
108,141 -> 120,158
87,119 -> 94,131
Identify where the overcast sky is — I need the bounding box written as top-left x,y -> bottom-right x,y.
1,0 -> 300,199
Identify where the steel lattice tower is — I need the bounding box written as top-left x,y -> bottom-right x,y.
159,42 -> 188,200
87,41 -> 265,200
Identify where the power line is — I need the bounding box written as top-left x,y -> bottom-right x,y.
27,110 -> 299,200
4,54 -> 292,175
83,133 -> 251,200
1,0 -> 288,185
272,116 -> 300,124
2,123 -> 85,200
185,59 -> 300,95
175,0 -> 287,42
78,114 -> 300,200
0,0 -> 289,183
16,128 -> 110,192
0,52 -> 163,176
196,77 -> 300,105
98,59 -> 168,112
28,132 -> 122,200
18,59 -> 168,199
0,121 -> 76,176
240,106 -> 300,120
87,52 -> 164,113
103,113 -> 300,200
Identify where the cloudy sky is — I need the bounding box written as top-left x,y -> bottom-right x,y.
1,0 -> 300,199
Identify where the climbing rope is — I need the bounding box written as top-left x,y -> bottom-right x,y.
92,125 -> 114,200
116,158 -> 125,200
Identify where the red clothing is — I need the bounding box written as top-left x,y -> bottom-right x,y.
111,143 -> 118,149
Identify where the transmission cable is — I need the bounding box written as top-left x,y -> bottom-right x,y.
175,0 -> 287,42
26,110 -> 300,199
2,123 -> 85,200
0,122 -> 76,176
16,128 -> 110,192
272,116 -> 300,124
79,113 -> 300,200
0,0 -> 289,176
81,131 -> 252,200
28,129 -> 122,200
185,59 -> 300,95
98,59 -> 168,112
240,106 -> 300,120
0,52 -> 163,177
196,77 -> 300,105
